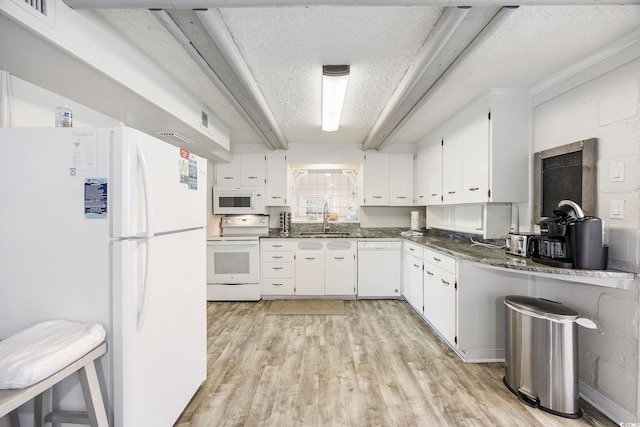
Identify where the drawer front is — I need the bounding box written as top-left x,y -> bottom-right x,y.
403,241 -> 423,257
262,251 -> 294,263
262,262 -> 295,278
262,278 -> 295,295
262,240 -> 297,251
423,247 -> 456,274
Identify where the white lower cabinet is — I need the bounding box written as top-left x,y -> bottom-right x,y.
324,240 -> 357,296
402,241 -> 423,313
423,248 -> 457,347
261,239 -> 296,296
424,263 -> 457,346
295,240 -> 325,296
420,246 -> 531,362
261,239 -> 357,297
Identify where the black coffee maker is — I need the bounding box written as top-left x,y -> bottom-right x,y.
532,200 -> 608,270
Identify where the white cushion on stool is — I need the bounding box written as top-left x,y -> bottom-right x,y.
0,320 -> 105,389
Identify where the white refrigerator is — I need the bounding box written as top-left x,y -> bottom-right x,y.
0,126 -> 207,427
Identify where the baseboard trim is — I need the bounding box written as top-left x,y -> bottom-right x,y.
579,380 -> 637,424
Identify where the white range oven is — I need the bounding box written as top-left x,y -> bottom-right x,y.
206,215 -> 268,301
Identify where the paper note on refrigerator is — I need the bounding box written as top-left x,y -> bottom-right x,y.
178,148 -> 197,190
69,131 -> 98,177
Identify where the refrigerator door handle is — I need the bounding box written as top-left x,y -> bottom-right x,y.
136,237 -> 151,333
135,145 -> 153,332
136,145 -> 154,238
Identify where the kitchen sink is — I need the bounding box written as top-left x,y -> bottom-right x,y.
299,231 -> 352,238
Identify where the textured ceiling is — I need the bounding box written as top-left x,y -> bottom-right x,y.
96,8 -> 264,144
96,5 -> 640,150
391,5 -> 640,144
218,6 -> 443,145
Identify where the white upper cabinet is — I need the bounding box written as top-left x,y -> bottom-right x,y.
362,152 -> 390,205
363,152 -> 414,206
461,103 -> 490,203
427,89 -> 530,206
214,157 -> 242,186
389,153 -> 414,206
485,90 -> 530,203
442,125 -> 464,205
215,153 -> 266,187
266,151 -> 288,206
240,153 -> 267,186
414,145 -> 428,205
425,136 -> 442,206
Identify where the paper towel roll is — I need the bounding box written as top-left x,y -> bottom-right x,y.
411,211 -> 420,230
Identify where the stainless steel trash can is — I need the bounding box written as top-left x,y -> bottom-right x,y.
503,295 -> 593,419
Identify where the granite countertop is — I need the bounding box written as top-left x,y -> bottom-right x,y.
265,227 -> 406,240
264,227 -> 636,283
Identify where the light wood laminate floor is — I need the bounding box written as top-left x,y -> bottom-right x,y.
175,300 -> 615,427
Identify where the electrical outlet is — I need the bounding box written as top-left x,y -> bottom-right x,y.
610,162 -> 625,182
610,199 -> 625,219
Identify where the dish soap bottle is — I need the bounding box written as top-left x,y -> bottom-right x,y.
55,103 -> 73,127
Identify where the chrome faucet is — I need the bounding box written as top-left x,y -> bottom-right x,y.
323,201 -> 330,231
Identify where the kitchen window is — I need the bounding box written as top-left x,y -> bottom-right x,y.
290,167 -> 359,222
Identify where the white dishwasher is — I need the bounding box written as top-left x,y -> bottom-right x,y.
357,241 -> 402,298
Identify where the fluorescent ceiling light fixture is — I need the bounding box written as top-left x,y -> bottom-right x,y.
322,65 -> 350,132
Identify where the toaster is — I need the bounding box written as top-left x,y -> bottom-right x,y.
505,233 -> 537,257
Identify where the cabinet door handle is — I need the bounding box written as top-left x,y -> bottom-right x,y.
419,195 -> 425,199
409,247 -> 415,252
468,187 -> 479,191
426,270 -> 434,276
372,196 -> 383,199
447,191 -> 456,195
272,283 -> 283,286
272,256 -> 283,259
272,267 -> 283,270
272,245 -> 283,248
271,196 -> 282,199
334,256 -> 345,260
396,196 -> 407,199
223,176 -> 233,180
247,176 -> 258,179
413,263 -> 420,268
430,193 -> 438,197
433,257 -> 441,262
441,279 -> 451,286
305,257 -> 316,260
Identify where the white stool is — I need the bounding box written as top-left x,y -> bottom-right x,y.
0,342 -> 108,427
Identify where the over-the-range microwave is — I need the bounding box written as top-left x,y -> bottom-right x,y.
212,186 -> 266,215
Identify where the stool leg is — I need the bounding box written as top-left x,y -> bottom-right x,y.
33,393 -> 43,427
51,386 -> 60,427
77,363 -> 108,427
9,412 -> 21,427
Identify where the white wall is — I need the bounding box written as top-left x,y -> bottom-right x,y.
534,58 -> 640,274
3,74 -> 120,128
531,57 -> 640,421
